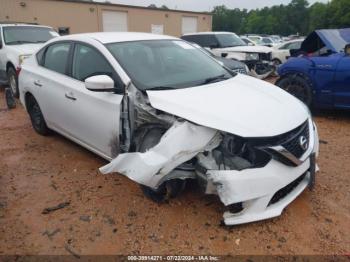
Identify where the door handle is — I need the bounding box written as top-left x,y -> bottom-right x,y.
34,80 -> 42,87
65,92 -> 77,101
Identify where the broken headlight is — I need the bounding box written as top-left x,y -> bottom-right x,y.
212,133 -> 271,170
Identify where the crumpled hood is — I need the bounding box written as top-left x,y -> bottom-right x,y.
6,44 -> 44,55
219,45 -> 272,54
147,74 -> 309,137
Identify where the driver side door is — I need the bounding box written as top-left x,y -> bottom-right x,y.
62,42 -> 124,160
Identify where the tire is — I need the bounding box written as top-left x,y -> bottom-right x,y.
276,75 -> 313,107
5,88 -> 16,109
26,95 -> 50,136
272,58 -> 282,66
136,127 -> 186,202
7,67 -> 19,98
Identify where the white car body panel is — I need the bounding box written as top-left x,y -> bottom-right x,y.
19,32 -> 319,226
271,40 -> 304,64
210,44 -> 272,61
100,121 -> 221,188
214,45 -> 272,54
147,74 -> 308,137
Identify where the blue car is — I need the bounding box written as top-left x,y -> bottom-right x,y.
276,29 -> 350,109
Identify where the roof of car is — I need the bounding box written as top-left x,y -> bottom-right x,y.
182,31 -> 236,36
54,32 -> 178,44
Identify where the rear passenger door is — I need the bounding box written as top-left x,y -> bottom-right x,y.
33,42 -> 73,131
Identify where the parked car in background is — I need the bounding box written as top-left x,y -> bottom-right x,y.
240,36 -> 258,46
246,35 -> 263,45
192,43 -> 249,75
261,36 -> 278,47
0,23 -> 59,97
181,32 -> 274,79
270,35 -> 283,43
276,28 -> 350,108
19,32 -> 318,226
271,39 -> 303,65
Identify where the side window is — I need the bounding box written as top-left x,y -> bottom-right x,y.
72,44 -> 114,81
289,42 -> 302,50
36,48 -> 45,65
197,35 -> 218,48
43,43 -> 70,75
279,43 -> 290,50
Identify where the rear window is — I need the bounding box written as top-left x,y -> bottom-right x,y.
3,26 -> 58,45
42,43 -> 70,75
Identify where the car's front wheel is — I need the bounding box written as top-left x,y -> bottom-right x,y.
26,95 -> 50,136
272,58 -> 282,66
136,127 -> 186,202
276,75 -> 313,107
7,67 -> 19,98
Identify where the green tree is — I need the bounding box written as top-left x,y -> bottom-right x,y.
309,2 -> 328,31
328,0 -> 350,28
212,0 -> 350,36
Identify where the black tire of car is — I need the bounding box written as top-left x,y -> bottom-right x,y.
7,67 -> 19,98
136,127 -> 186,203
276,75 -> 313,107
26,95 -> 50,136
272,58 -> 282,66
5,87 -> 16,109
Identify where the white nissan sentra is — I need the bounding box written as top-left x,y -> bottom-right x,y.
19,33 -> 319,225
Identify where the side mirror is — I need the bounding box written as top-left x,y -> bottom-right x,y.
345,44 -> 350,55
85,75 -> 116,92
221,53 -> 228,58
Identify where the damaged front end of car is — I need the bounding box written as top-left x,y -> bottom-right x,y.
100,82 -> 319,226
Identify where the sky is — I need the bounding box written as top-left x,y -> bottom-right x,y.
93,0 -> 329,12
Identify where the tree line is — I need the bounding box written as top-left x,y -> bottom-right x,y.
212,0 -> 350,36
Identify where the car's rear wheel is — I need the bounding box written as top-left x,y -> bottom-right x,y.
7,67 -> 19,98
136,127 -> 186,202
26,95 -> 50,136
276,75 -> 313,107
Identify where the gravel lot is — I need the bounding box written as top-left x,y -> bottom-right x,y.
0,85 -> 349,256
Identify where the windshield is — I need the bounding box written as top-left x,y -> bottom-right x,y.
262,37 -> 273,44
107,40 -> 233,90
216,34 -> 246,48
3,26 -> 58,45
248,36 -> 263,44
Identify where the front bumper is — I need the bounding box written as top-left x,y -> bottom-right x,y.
205,121 -> 319,225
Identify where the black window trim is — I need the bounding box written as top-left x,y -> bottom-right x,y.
35,40 -> 124,92
68,41 -> 124,90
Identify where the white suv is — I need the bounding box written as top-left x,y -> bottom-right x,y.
19,33 -> 319,225
0,23 -> 59,97
181,32 -> 274,79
